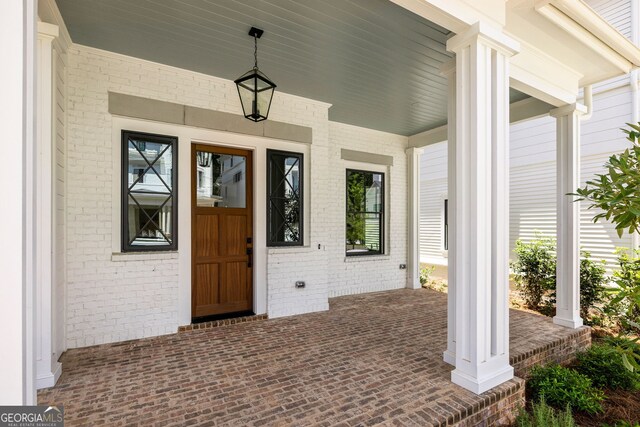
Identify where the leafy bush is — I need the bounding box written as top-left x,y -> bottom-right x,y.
511,238 -> 608,319
579,252 -> 608,321
527,364 -> 604,414
516,399 -> 576,427
575,122 -> 640,238
575,344 -> 640,390
603,335 -> 640,373
606,249 -> 640,333
512,236 -> 557,309
605,421 -> 640,427
419,265 -> 435,286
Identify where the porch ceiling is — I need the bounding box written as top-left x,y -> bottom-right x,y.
56,0 -> 526,136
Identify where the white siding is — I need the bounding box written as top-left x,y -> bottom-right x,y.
420,84 -> 636,269
585,0 -> 633,92
586,0 -> 632,39
509,85 -> 635,268
419,142 -> 447,263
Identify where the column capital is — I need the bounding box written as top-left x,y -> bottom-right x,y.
447,21 -> 520,57
440,59 -> 456,77
549,102 -> 588,118
405,146 -> 424,155
37,22 -> 59,40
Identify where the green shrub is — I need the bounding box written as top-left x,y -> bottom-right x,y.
511,237 -> 609,320
516,399 -> 576,427
512,236 -> 557,310
575,344 -> 640,390
527,364 -> 604,414
603,335 -> 640,373
579,252 -> 608,321
419,265 -> 435,286
606,249 -> 640,333
605,421 -> 640,427
575,122 -> 640,238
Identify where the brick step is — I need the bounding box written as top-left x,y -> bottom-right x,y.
178,313 -> 268,332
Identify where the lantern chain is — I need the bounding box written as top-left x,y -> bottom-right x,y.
254,34 -> 258,69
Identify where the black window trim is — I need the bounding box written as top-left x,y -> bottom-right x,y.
345,168 -> 385,257
266,148 -> 304,247
121,130 -> 179,252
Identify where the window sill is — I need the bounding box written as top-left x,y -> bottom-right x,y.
111,251 -> 179,262
267,245 -> 314,255
344,254 -> 390,263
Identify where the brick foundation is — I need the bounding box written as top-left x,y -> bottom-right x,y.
457,378 -> 526,427
511,326 -> 591,377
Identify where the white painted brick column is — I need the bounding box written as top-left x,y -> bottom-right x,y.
551,104 -> 586,329
36,22 -> 62,390
442,59 -> 456,366
446,22 -> 519,394
0,0 -> 37,405
406,146 -> 424,289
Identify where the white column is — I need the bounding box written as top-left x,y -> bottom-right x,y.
446,22 -> 519,394
551,104 -> 586,329
36,22 -> 62,389
442,60 -> 456,366
0,0 -> 37,405
406,146 -> 424,289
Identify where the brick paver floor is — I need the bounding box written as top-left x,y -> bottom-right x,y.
38,288 -> 586,426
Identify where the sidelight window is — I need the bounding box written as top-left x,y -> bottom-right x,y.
267,150 -> 303,246
121,130 -> 178,252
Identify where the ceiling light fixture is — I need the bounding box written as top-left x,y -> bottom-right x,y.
234,27 -> 277,122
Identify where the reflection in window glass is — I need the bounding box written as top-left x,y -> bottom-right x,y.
267,150 -> 303,246
122,131 -> 177,251
196,152 -> 246,208
346,169 -> 384,256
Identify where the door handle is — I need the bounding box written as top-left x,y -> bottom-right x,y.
247,248 -> 252,268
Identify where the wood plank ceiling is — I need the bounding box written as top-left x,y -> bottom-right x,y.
56,0 -> 526,136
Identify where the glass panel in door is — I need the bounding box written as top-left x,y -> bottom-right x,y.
195,151 -> 246,208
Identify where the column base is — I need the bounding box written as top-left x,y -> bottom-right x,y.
36,361 -> 61,389
406,276 -> 421,290
452,364 -> 514,394
553,315 -> 583,329
443,349 -> 455,366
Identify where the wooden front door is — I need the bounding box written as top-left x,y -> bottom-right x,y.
191,144 -> 253,319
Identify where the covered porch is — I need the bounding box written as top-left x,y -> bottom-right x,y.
3,0 -> 640,407
38,288 -> 590,426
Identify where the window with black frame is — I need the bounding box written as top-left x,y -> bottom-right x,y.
346,169 -> 384,256
267,150 -> 303,246
122,130 -> 178,252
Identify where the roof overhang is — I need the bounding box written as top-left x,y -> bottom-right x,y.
535,0 -> 640,75
394,0 -> 640,108
505,0 -> 640,104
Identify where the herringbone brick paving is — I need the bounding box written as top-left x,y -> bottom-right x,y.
38,289 -> 589,426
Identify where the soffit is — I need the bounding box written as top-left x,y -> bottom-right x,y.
56,0 -> 459,136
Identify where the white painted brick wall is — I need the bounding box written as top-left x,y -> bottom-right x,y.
65,45 -> 409,347
327,123 -> 408,297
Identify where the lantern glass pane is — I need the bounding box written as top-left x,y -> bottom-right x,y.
237,84 -> 255,117
255,75 -> 272,91
257,87 -> 274,118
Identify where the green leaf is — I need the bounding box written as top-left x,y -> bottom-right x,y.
621,353 -> 635,372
